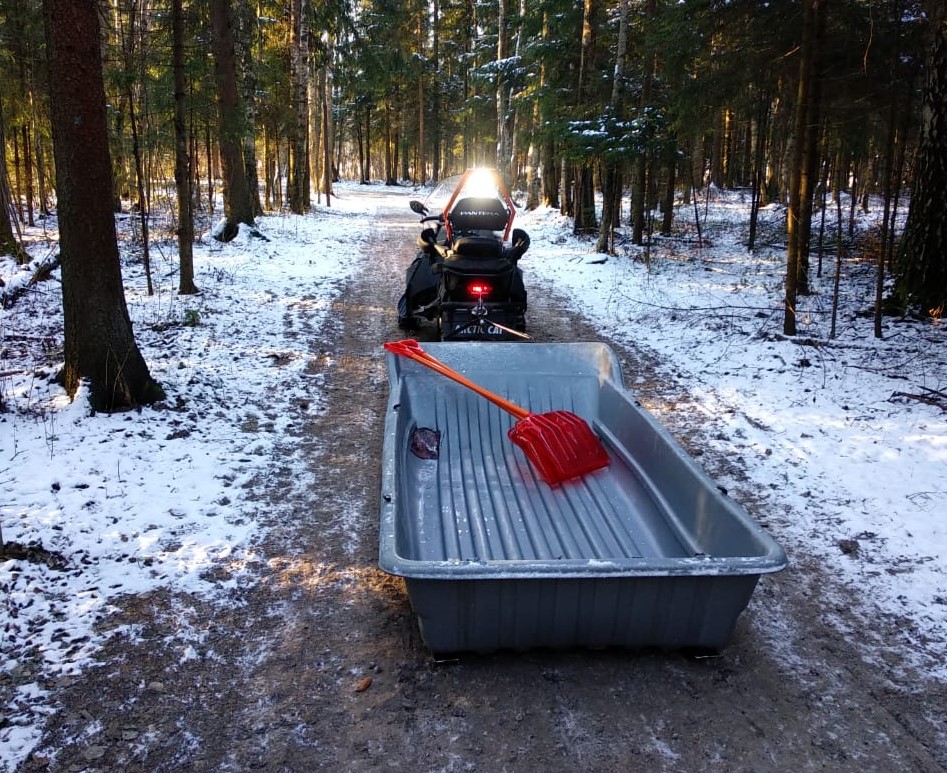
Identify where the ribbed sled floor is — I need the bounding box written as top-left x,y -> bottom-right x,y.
397,386 -> 694,564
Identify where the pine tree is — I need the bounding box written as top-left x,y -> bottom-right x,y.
43,0 -> 164,411
210,0 -> 256,238
895,2 -> 947,315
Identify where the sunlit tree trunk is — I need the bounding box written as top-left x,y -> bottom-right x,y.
319,66 -> 334,204
505,0 -> 527,185
417,6 -> 426,184
210,0 -> 255,238
234,0 -> 263,217
117,1 -> 153,295
431,0 -> 441,181
173,0 -> 197,295
12,126 -> 23,223
288,0 -> 309,213
0,96 -> 27,261
572,0 -> 596,234
525,95 -> 541,210
43,0 -> 164,410
524,3 -> 544,208
20,125 -> 34,227
495,0 -> 511,181
536,11 -> 558,208
632,0 -> 656,245
596,0 -> 629,253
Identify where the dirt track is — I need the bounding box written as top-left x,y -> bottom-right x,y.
21,189 -> 947,772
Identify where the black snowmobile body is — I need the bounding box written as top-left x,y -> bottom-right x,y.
398,169 -> 530,341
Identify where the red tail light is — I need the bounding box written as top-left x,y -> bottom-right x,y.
467,282 -> 491,298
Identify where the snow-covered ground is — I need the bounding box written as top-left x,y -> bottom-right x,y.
518,195 -> 946,672
1,182 -> 944,770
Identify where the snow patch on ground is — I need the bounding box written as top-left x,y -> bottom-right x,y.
2,183 -> 945,769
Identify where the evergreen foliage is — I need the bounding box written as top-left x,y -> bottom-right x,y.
0,0 -> 942,320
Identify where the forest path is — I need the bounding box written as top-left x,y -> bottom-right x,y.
21,188 -> 946,772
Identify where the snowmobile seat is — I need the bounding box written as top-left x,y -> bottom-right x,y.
451,235 -> 504,258
442,254 -> 514,276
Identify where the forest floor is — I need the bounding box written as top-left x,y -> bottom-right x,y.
16,189 -> 947,772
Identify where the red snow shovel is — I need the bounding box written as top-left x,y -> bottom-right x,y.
383,339 -> 610,485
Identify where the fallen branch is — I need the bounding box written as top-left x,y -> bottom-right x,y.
0,253 -> 61,309
888,388 -> 947,412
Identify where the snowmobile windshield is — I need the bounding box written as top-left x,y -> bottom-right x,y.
420,175 -> 467,212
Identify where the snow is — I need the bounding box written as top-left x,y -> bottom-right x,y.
1,182 -> 945,769
514,193 -> 946,678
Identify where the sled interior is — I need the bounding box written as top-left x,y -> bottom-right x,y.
379,342 -> 787,655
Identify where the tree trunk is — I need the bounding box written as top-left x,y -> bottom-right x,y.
0,168 -> 20,259
506,0 -> 526,185
321,67 -> 334,204
417,8 -> 426,185
205,120 -> 216,215
596,0 -> 629,252
384,99 -> 395,185
525,98 -> 541,210
210,0 -> 255,238
596,164 -> 620,252
173,0 -> 197,295
288,0 -> 310,213
526,11 -> 545,211
364,106 -> 372,182
784,0 -> 825,335
235,0 -> 263,217
895,3 -> 947,315
127,92 -> 153,296
35,121 -> 49,217
12,129 -> 23,223
560,158 -> 573,217
661,139 -> 677,236
573,166 -> 596,234
21,125 -> 34,227
572,0 -> 596,233
431,0 -> 441,182
538,11 -> 558,208
43,0 -> 163,411
356,109 -> 366,184
747,95 -> 770,251
875,98 -> 901,337
632,0 -> 656,245
0,95 -> 27,262
115,3 -> 153,295
495,0 -> 511,181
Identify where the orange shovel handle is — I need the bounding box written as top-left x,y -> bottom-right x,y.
384,339 -> 531,421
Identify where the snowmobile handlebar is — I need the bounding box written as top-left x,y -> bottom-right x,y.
507,228 -> 530,261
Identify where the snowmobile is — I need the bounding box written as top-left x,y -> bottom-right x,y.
397,168 -> 531,341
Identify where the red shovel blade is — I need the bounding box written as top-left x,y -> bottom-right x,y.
508,410 -> 610,485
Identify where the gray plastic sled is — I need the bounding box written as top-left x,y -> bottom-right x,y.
379,342 -> 787,655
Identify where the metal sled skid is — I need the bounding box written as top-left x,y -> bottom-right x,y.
379,342 -> 787,655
